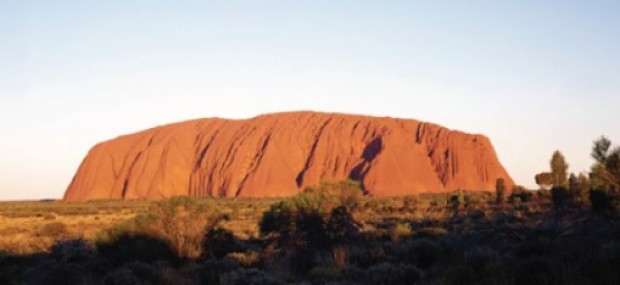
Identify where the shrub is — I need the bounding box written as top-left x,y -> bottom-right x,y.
225,251 -> 262,267
402,195 -> 419,211
348,245 -> 388,268
442,265 -> 477,285
496,178 -> 506,204
330,246 -> 349,268
582,242 -> 620,285
511,186 -> 534,203
220,268 -> 279,285
389,222 -> 412,242
104,267 -> 141,285
189,259 -> 238,285
304,180 -> 364,211
97,234 -> 177,265
99,197 -> 225,258
42,213 -> 56,220
259,201 -> 293,237
326,206 -> 361,244
149,197 -> 225,258
260,186 -> 362,253
590,188 -> 620,215
464,194 -> 482,208
343,263 -> 422,285
293,211 -> 329,250
308,266 -> 343,282
464,246 -> 501,279
39,222 -> 68,239
203,228 -> 239,259
104,262 -> 162,285
50,239 -> 95,263
551,186 -> 571,211
514,256 -> 579,285
399,238 -> 441,269
450,190 -> 465,210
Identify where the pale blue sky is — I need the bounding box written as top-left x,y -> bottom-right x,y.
1,1 -> 619,200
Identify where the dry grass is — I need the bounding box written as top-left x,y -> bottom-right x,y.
0,192 -> 542,255
0,200 -> 145,254
0,198 -> 278,254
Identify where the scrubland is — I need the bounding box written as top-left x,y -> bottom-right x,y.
1,180 -> 619,285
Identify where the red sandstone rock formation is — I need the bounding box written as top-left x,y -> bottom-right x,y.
64,112 -> 513,201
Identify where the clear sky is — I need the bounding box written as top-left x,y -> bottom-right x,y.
1,1 -> 619,200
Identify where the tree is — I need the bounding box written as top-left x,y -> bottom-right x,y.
590,136 -> 620,190
568,173 -> 579,202
550,151 -> 569,187
450,190 -> 465,211
591,136 -> 612,164
576,173 -> 590,206
535,172 -> 553,190
495,178 -> 506,204
589,136 -> 620,215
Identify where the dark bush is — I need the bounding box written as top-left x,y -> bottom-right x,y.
464,246 -> 500,277
326,206 -> 361,244
551,186 -> 571,211
590,188 -> 620,215
582,242 -> 620,285
348,245 -> 388,268
50,239 -> 95,263
258,202 -> 293,237
442,265 -> 477,285
343,263 -> 422,285
203,228 -> 240,259
399,238 -> 441,269
189,259 -> 238,285
220,268 -> 279,285
97,234 -> 177,265
0,253 -> 45,284
104,267 -> 141,285
513,256 -> 580,285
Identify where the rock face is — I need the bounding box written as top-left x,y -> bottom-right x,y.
64,112 -> 513,201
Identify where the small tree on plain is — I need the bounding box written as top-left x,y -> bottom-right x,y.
495,178 -> 506,204
535,172 -> 553,190
550,150 -> 569,187
577,173 -> 591,206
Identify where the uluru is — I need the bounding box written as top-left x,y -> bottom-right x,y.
64,112 -> 513,201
